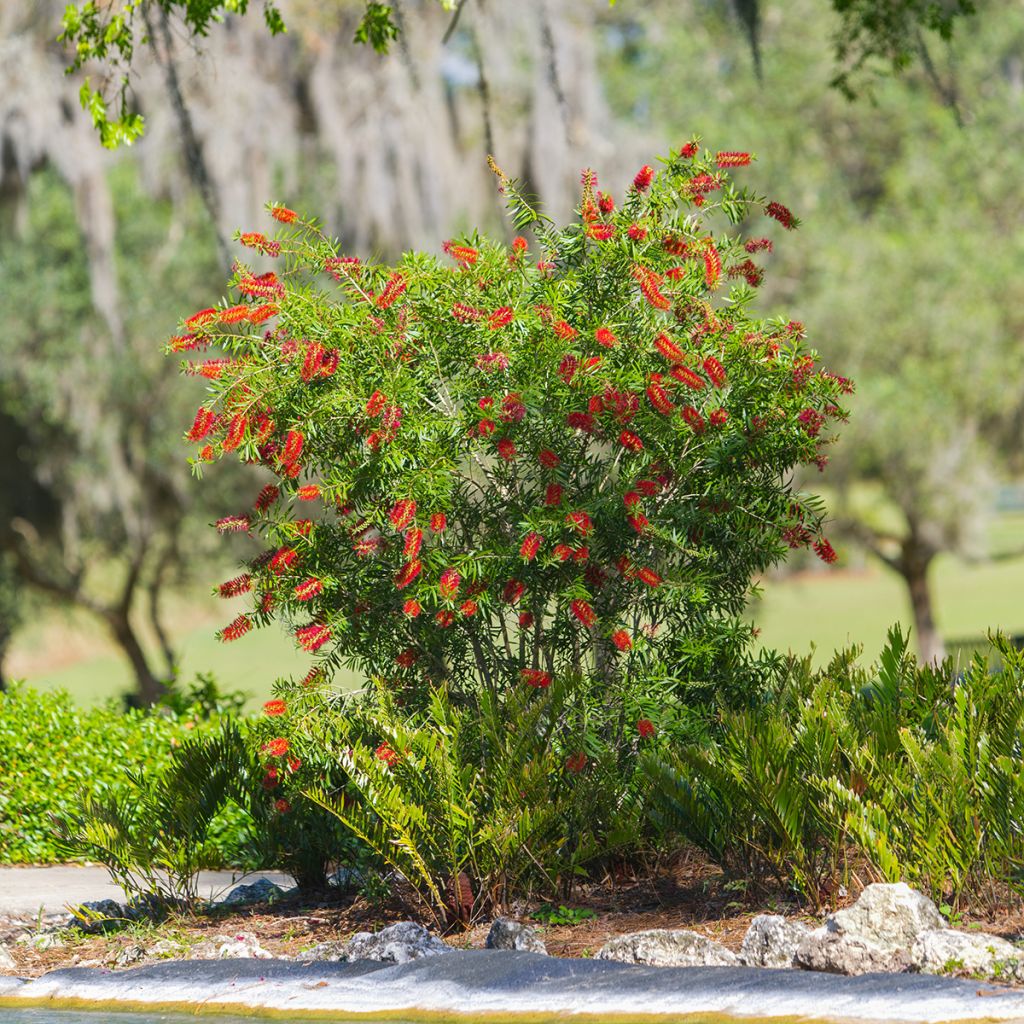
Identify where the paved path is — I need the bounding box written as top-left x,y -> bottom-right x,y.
0,866 -> 293,917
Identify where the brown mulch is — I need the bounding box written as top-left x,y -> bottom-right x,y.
5,851 -> 1024,979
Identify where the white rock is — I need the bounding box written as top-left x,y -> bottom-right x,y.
343,922 -> 451,963
191,931 -> 273,960
913,928 -> 1024,981
0,942 -> 16,971
795,928 -> 913,975
828,883 -> 946,950
596,929 -> 740,967
485,918 -> 547,955
740,915 -> 812,968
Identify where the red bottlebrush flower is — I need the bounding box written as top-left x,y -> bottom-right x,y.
253,413 -> 275,446
220,614 -> 252,642
594,327 -> 617,349
628,513 -> 649,534
798,408 -> 825,436
633,164 -> 654,191
213,512 -> 251,536
672,364 -> 706,392
459,600 -> 478,617
375,742 -> 399,767
703,357 -> 727,387
262,768 -> 278,790
570,599 -> 596,628
502,579 -> 525,604
553,320 -> 577,341
814,537 -> 838,564
654,333 -> 685,363
395,648 -> 418,669
598,191 -> 615,213
727,259 -> 764,287
545,483 -> 564,507
559,355 -> 580,385
354,531 -> 382,557
403,598 -> 422,618
566,510 -> 593,536
189,358 -> 231,380
520,532 -> 543,561
168,334 -> 204,353
275,798 -> 291,813
300,666 -> 324,687
588,396 -> 604,415
389,499 -> 417,531
442,240 -> 479,266
263,737 -> 290,757
430,512 -> 448,533
185,307 -> 217,329
280,461 -> 302,480
301,342 -> 325,381
264,699 -> 287,716
218,573 -> 253,598
586,222 -> 615,242
518,612 -> 535,628
709,407 -> 728,427
254,484 -> 280,511
552,543 -> 573,562
394,559 -> 423,590
375,272 -> 407,310
294,577 -> 323,602
704,244 -> 722,290
366,391 -> 388,417
294,519 -> 313,538
765,200 -> 797,229
476,351 -> 510,372
637,718 -> 657,739
435,609 -> 456,627
512,235 -> 528,254
439,568 -> 461,598
270,205 -> 298,223
404,528 -> 423,559
646,382 -> 674,415
282,430 -> 304,464
219,304 -> 250,325
566,411 -> 596,433
248,303 -> 279,325
520,668 -> 551,689
197,445 -> 214,461
716,151 -> 751,168
573,547 -> 590,563
619,430 -> 644,453
681,405 -> 706,432
624,490 -> 642,509
792,356 -> 815,388
500,394 -> 526,422
477,418 -> 497,436
222,414 -> 247,453
452,302 -> 485,322
295,623 -> 331,652
745,237 -> 773,253
488,306 -> 514,329
478,397 -> 495,411
269,547 -> 299,574
637,567 -> 662,588
297,484 -> 321,502
538,449 -> 560,469
680,140 -> 698,158
637,477 -> 661,496
565,752 -> 588,774
627,224 -> 648,242
632,264 -> 671,311
611,629 -> 632,652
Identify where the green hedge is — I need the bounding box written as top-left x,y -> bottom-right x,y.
0,683 -> 247,864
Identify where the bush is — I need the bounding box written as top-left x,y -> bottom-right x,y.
0,683 -> 247,864
646,628 -> 1024,909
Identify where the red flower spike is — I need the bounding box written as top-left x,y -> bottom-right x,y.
520,668 -> 552,689
745,237 -> 773,253
275,798 -> 291,813
814,537 -> 838,564
545,483 -> 564,507
538,449 -> 560,469
452,303 -> 485,322
565,752 -> 588,774
680,141 -> 698,158
709,408 -> 728,427
586,223 -> 615,242
218,574 -> 252,598
716,151 -> 751,168
511,236 -> 528,257
672,366 -> 706,391
704,245 -> 722,290
619,430 -> 644,453
220,614 -> 252,642
403,528 -> 423,559
264,699 -> 287,716
187,408 -> 216,441
395,649 -> 418,669
488,306 -> 514,329
553,320 -> 577,341
654,333 -> 685,363
633,165 -> 654,191
403,598 -> 422,618
222,414 -> 247,452
376,273 -> 407,310
624,490 -> 642,509
294,578 -> 323,602
627,224 -> 647,242
430,512 -> 448,533
703,357 -> 727,387
496,438 -> 517,461
439,568 -> 461,598
628,513 -> 650,534
435,610 -> 456,627
502,579 -> 525,604
297,484 -> 321,501
632,265 -> 671,311
637,567 -> 662,588
520,532 -> 543,561
518,612 -> 535,628
570,599 -> 596,628
366,391 -> 387,416
552,544 -> 573,562
595,327 -> 617,349
598,191 -> 615,213
566,511 -> 593,536
566,411 -> 596,433
389,499 -> 417,531
637,718 -> 657,738
459,600 -> 478,617
295,623 -> 331,652
254,484 -> 280,511
647,382 -> 674,415
681,406 -> 706,432
765,201 -> 797,229
216,515 -> 250,534
269,547 -> 298,574
282,430 -> 304,464
375,742 -> 399,767
394,560 -> 423,590
442,241 -> 479,266
611,629 -> 632,652
271,205 -> 298,223
263,737 -> 290,757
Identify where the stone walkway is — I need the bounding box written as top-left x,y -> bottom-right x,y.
0,866 -> 293,917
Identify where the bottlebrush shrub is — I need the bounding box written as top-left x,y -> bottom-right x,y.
170,141 -> 850,715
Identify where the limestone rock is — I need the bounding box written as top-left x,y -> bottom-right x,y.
191,931 -> 273,960
740,915 -> 812,969
828,883 -> 946,950
485,918 -> 547,955
111,943 -> 146,968
596,929 -> 740,968
912,928 -> 1024,982
0,942 -> 16,971
300,940 -> 348,962
220,878 -> 286,906
343,922 -> 451,963
795,928 -> 914,976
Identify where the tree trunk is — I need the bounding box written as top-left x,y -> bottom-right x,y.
898,539 -> 945,666
105,607 -> 169,707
